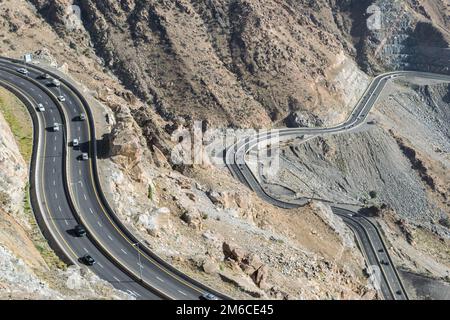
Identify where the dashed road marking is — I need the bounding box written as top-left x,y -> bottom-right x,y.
120,249 -> 128,255
107,235 -> 113,241
113,276 -> 120,282
97,221 -> 102,227
83,247 -> 88,253
156,276 -> 165,283
177,290 -> 187,296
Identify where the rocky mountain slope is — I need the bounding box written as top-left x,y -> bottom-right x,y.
0,0 -> 448,299
267,79 -> 450,299
27,0 -> 449,130
0,88 -> 132,299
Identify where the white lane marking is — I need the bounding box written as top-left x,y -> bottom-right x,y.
77,126 -> 81,132
53,158 -> 56,163
54,146 -> 57,151
54,136 -> 57,141
97,262 -> 104,269
178,290 -> 187,296
79,169 -> 82,175
69,100 -> 73,105
127,290 -> 140,298
156,276 -> 165,283
64,220 -> 69,226
30,87 -> 35,92
133,291 -> 141,297
113,276 -> 120,282
54,193 -> 58,199
49,109 -> 53,113
53,168 -> 55,174
120,249 -> 128,255
107,235 -> 113,241
58,206 -> 62,212
83,194 -> 87,200
83,247 -> 88,253
53,180 -> 56,186
89,208 -> 94,214
97,221 -> 102,227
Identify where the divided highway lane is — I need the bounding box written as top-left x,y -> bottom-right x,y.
225,71 -> 450,300
0,58 -> 227,300
0,70 -> 159,299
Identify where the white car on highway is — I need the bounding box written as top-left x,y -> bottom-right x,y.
53,123 -> 60,132
72,139 -> 79,148
37,103 -> 45,112
57,95 -> 66,102
52,79 -> 61,87
16,68 -> 29,75
81,153 -> 89,161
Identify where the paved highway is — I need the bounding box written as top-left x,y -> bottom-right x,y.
1,55 -> 448,300
225,71 -> 450,300
0,57 -> 228,300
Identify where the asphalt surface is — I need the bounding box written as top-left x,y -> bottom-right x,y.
225,71 -> 450,300
0,57 -> 226,300
1,56 -> 448,301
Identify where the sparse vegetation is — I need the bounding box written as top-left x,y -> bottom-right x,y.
147,183 -> 155,201
23,183 -> 67,270
0,88 -> 33,162
1,89 -> 66,270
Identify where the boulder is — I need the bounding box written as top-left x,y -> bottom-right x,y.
180,208 -> 203,229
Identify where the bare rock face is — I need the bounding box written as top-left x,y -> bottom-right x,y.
251,264 -> 270,290
207,189 -> 252,210
309,201 -> 356,249
218,271 -> 267,298
201,258 -> 218,275
109,105 -> 144,161
108,105 -> 149,181
137,207 -> 171,237
284,110 -> 324,128
180,208 -> 203,230
222,242 -> 270,289
0,111 -> 28,228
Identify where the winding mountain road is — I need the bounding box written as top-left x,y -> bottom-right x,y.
0,57 -> 228,300
1,54 -> 448,301
225,71 -> 450,300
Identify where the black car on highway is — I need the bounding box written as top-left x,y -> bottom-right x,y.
81,255 -> 96,266
74,225 -> 87,237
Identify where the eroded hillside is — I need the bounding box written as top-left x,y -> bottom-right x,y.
0,0 -> 448,299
